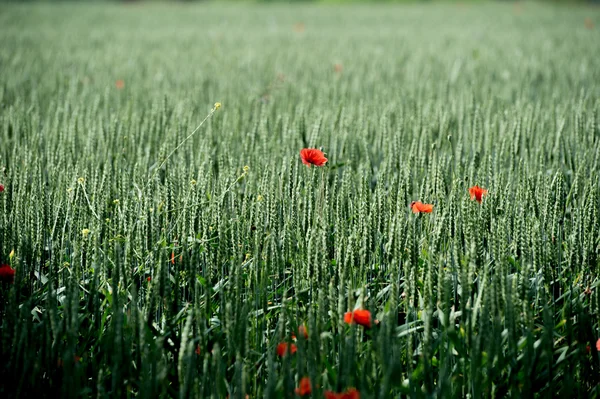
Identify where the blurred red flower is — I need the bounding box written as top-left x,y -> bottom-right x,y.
324,388 -> 360,399
298,324 -> 309,339
410,201 -> 433,214
115,79 -> 125,89
596,338 -> 600,351
276,342 -> 297,357
0,264 -> 15,284
468,185 -> 488,203
292,324 -> 309,341
0,183 -> 4,192
295,377 -> 312,396
344,309 -> 372,328
300,148 -> 328,167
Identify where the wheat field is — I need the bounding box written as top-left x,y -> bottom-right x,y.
0,2 -> 600,398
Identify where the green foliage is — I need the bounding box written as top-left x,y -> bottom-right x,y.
1,2 -> 600,398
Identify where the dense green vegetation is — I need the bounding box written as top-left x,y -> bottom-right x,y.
1,2 -> 600,398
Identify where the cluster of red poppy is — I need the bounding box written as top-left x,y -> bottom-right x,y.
276,314 -> 371,397
5,147 -> 582,397
295,381 -> 358,399
300,148 -> 489,213
295,149 -> 494,397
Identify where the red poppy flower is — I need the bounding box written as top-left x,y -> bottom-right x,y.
596,338 -> 600,351
295,377 -> 312,396
171,240 -> 180,264
0,264 -> 15,284
324,388 -> 360,399
115,79 -> 125,89
300,148 -> 328,167
292,324 -> 309,340
147,276 -> 151,282
276,342 -> 297,357
0,183 -> 4,192
410,201 -> 433,214
344,309 -> 372,328
468,185 -> 488,204
195,345 -> 201,355
298,324 -> 309,339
